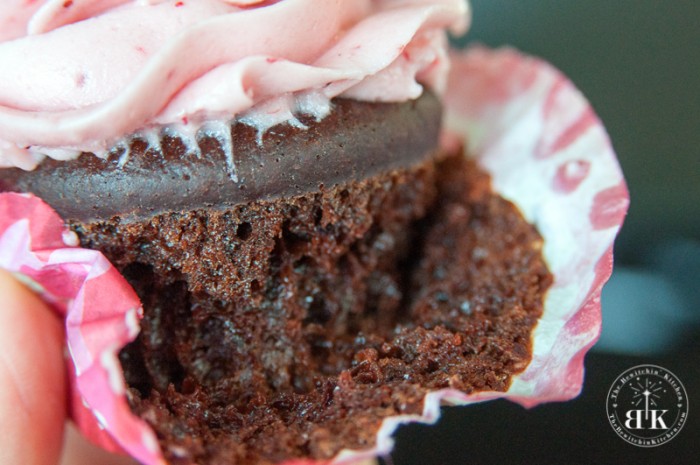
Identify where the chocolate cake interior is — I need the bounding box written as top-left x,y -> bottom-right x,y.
0,95 -> 551,465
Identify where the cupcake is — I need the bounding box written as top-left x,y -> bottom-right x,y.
0,1 -> 627,465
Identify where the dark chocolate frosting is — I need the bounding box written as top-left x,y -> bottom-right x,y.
0,93 -> 441,222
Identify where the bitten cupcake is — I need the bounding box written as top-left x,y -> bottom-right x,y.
0,1 -> 627,465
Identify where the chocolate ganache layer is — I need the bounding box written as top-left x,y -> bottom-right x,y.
0,92 -> 441,222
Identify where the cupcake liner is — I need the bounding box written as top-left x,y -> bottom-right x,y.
0,46 -> 627,465
0,193 -> 163,464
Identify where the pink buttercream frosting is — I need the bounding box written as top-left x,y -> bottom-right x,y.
0,0 -> 469,170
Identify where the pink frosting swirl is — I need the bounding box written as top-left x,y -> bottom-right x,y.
0,0 -> 469,169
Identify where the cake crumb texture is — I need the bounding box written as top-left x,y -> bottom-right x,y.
72,152 -> 552,465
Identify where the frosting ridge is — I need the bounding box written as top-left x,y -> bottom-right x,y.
0,0 -> 469,169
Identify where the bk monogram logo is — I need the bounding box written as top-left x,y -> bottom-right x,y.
624,409 -> 668,430
607,365 -> 688,447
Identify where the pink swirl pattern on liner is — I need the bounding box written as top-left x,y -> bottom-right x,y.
0,47 -> 627,464
554,159 -> 591,193
0,0 -> 468,169
443,47 -> 628,406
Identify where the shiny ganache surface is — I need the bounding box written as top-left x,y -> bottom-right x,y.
0,93 -> 441,222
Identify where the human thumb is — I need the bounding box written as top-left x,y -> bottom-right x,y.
0,268 -> 66,465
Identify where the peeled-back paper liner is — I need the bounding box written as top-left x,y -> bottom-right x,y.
0,47 -> 627,465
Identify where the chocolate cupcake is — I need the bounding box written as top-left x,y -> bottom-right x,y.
0,2 -> 627,465
1,91 -> 550,464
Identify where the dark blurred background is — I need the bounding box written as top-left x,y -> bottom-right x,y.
389,1 -> 700,463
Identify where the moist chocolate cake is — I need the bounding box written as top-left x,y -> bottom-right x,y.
0,93 -> 552,465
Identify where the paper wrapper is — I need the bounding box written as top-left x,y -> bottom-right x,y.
0,47 -> 627,465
